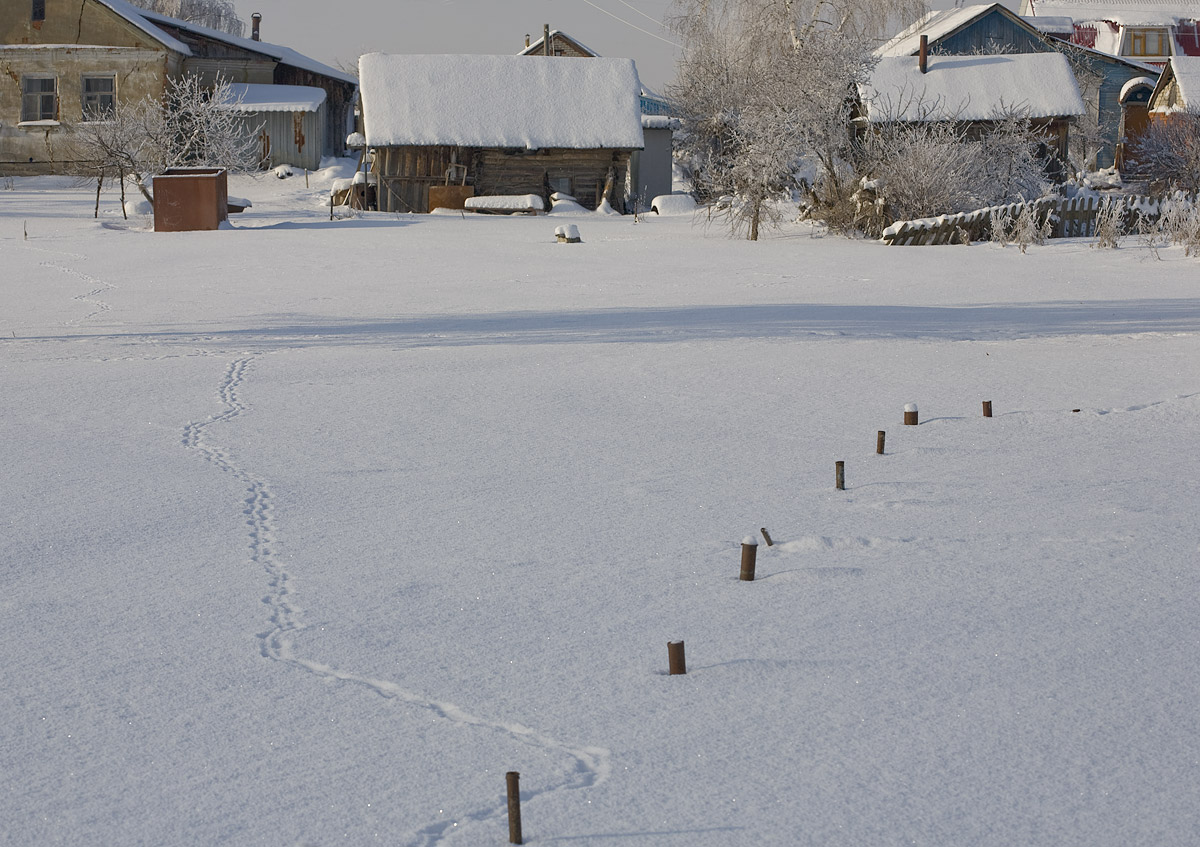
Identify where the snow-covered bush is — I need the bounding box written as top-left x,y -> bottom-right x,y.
1091,198 -> 1125,249
1130,110 -> 1200,194
1154,196 -> 1200,256
855,115 -> 1054,236
1008,203 -> 1052,253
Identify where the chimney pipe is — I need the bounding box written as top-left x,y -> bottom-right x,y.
251,12 -> 261,41
919,34 -> 927,73
525,33 -> 530,48
544,24 -> 550,56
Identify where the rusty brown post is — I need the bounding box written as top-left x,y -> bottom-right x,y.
983,400 -> 993,417
904,404 -> 919,426
835,461 -> 845,491
877,430 -> 886,455
740,539 -> 758,580
507,771 -> 522,844
760,527 -> 773,547
668,641 -> 686,675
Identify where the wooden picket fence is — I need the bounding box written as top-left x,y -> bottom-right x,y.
881,193 -> 1196,246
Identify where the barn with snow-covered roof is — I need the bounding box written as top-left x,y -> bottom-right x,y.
358,53 -> 645,214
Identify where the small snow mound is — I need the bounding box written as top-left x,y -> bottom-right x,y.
273,164 -> 295,179
549,194 -> 588,214
904,403 -> 918,412
595,198 -> 621,216
124,197 -> 152,216
650,194 -> 697,215
742,536 -> 758,546
345,131 -> 366,148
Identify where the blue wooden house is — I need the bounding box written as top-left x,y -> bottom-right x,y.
877,2 -> 1160,169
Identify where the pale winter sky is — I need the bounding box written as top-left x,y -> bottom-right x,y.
233,0 -> 683,92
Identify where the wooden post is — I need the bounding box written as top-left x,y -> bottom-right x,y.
507,771 -> 522,844
983,400 -> 993,417
760,527 -> 773,547
835,461 -> 845,490
95,172 -> 103,219
876,430 -> 886,455
668,641 -> 686,675
740,539 -> 758,581
904,404 -> 919,426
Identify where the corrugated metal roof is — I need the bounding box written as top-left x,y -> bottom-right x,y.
215,84 -> 327,112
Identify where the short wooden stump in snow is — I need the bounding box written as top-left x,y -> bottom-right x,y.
555,224 -> 581,243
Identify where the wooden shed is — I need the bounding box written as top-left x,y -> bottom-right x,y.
358,53 -> 645,214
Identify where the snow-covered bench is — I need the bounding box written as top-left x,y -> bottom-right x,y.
464,194 -> 545,215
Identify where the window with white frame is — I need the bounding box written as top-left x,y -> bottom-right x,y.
82,75 -> 116,120
21,76 -> 57,122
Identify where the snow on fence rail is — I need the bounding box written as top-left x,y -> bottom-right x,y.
881,193 -> 1197,246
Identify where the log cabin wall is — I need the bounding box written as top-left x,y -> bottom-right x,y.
374,145 -> 632,213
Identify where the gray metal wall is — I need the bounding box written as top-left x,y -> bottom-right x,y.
629,127 -> 674,212
237,103 -> 325,171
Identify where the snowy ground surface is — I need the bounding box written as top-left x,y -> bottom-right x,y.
3,164 -> 1199,846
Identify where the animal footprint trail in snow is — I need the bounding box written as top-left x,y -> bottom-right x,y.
37,259 -> 117,325
180,353 -> 610,845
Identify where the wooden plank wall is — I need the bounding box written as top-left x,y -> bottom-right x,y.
375,145 -> 464,213
374,146 -> 632,213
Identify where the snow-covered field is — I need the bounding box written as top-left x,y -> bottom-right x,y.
3,165 -> 1199,846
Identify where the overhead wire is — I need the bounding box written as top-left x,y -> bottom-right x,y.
577,0 -> 682,47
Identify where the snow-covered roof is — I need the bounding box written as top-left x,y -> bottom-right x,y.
359,54 -> 645,149
1022,0 -> 1200,26
1170,55 -> 1200,102
877,5 -> 1010,57
1120,74 -> 1158,100
861,53 -> 1086,121
93,0 -> 193,55
518,29 -> 601,57
214,84 -> 326,112
1152,54 -> 1200,106
642,115 -> 680,130
134,9 -> 357,85
1024,14 -> 1077,33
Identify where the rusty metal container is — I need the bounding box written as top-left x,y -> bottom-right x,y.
153,167 -> 229,232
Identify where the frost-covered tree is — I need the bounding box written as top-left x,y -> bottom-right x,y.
70,76 -> 261,206
1131,110 -> 1200,193
127,0 -> 244,37
667,0 -> 927,239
